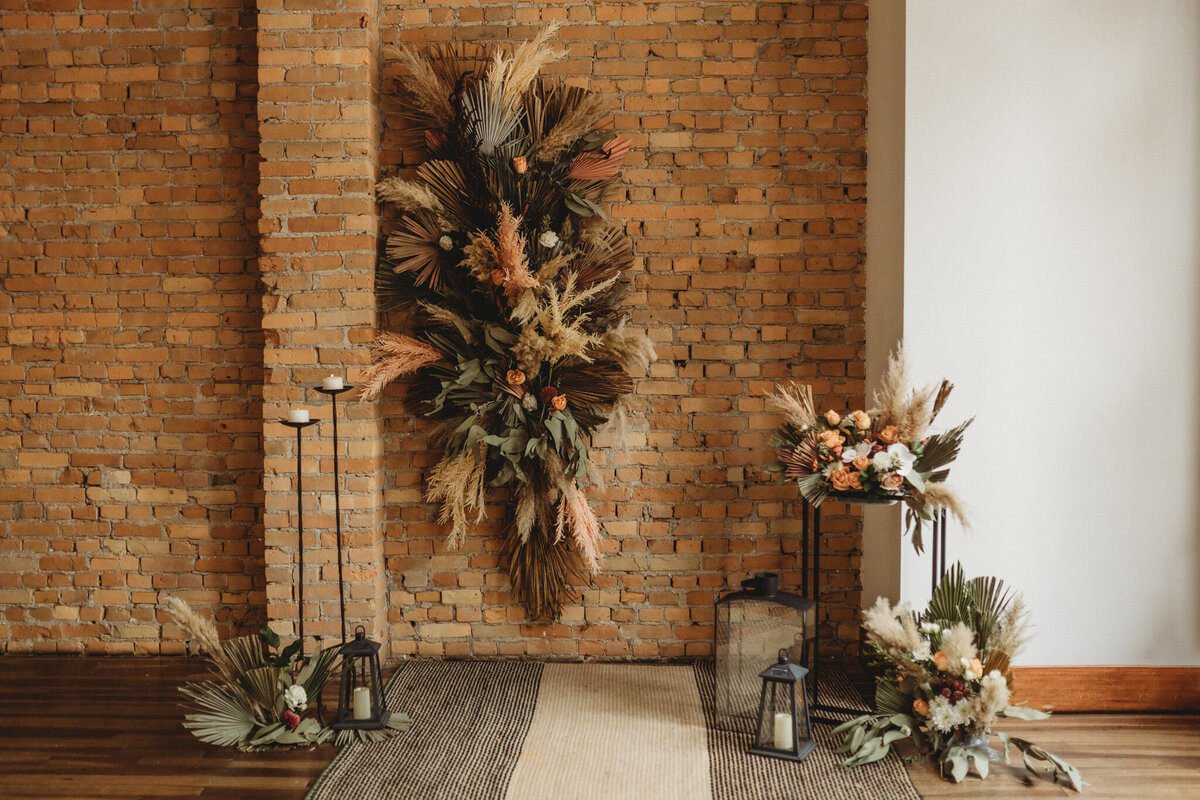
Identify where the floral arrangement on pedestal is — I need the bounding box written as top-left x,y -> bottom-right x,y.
362,26 -> 653,619
833,567 -> 1082,791
768,344 -> 971,550
164,598 -> 410,750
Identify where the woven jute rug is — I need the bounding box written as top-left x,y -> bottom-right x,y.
305,661 -> 920,800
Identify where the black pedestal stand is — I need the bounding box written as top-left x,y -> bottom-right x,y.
282,418 -> 319,658
928,508 -> 948,593
313,384 -> 354,646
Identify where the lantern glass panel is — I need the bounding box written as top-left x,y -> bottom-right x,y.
714,573 -> 813,732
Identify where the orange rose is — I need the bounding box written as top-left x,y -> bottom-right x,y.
513,156 -> 528,174
912,698 -> 930,717
847,471 -> 862,490
880,472 -> 905,492
506,369 -> 526,386
818,430 -> 844,449
878,425 -> 898,444
830,468 -> 854,492
852,409 -> 871,430
551,394 -> 567,411
969,658 -> 984,678
824,410 -> 841,426
490,269 -> 506,285
852,455 -> 870,471
933,651 -> 950,672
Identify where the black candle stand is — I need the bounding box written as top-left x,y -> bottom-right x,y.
799,497 -> 951,724
313,384 -> 354,645
282,417 -> 318,657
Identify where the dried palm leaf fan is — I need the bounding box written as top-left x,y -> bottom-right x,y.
364,26 -> 654,620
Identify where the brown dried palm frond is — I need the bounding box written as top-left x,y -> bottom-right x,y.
504,523 -> 574,620
415,160 -> 474,224
555,360 -> 632,423
418,301 -> 476,339
929,379 -> 955,426
360,333 -> 445,400
425,450 -> 488,549
385,211 -> 448,289
777,435 -> 819,481
767,382 -> 817,430
566,136 -> 632,181
569,226 -> 632,288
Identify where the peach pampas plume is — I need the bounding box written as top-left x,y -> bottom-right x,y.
476,202 -> 537,304
360,333 -> 444,400
562,482 -> 603,573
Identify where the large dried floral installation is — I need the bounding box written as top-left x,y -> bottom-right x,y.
362,26 -> 653,619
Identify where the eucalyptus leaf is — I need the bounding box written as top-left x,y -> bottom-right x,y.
1003,704 -> 1052,720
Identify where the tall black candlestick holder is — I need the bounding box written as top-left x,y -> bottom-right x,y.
282,417 -> 318,657
314,384 -> 354,644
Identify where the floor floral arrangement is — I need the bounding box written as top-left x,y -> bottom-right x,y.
165,598 -> 410,751
833,567 -> 1082,791
361,25 -> 653,619
769,343 -> 971,550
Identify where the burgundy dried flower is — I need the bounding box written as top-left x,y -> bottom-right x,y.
539,386 -> 558,404
281,709 -> 301,730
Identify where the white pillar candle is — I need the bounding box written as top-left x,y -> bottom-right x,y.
322,375 -> 344,391
352,686 -> 371,720
774,712 -> 794,751
287,408 -> 309,423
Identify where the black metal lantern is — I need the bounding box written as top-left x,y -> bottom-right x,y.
749,649 -> 815,763
714,572 -> 813,732
332,626 -> 391,730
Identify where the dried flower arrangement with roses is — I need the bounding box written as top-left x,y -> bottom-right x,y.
360,26 -> 653,620
835,566 -> 1082,791
768,344 -> 971,550
164,598 -> 409,750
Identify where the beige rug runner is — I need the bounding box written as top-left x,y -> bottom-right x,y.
505,664 -> 710,800
306,660 -> 920,800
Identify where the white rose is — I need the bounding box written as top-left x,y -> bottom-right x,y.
438,235 -> 454,252
283,684 -> 308,711
920,621 -> 941,634
538,230 -> 560,249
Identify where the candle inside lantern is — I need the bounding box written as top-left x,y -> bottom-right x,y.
287,408 -> 309,423
322,375 -> 344,391
773,712 -> 794,751
352,686 -> 371,720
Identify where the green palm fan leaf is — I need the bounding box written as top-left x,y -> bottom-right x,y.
180,682 -> 258,748
296,646 -> 341,701
923,563 -> 1012,649
416,160 -> 474,224
222,634 -> 267,676
386,210 -> 448,289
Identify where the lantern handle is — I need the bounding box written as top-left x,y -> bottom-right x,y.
355,625 -> 366,641
778,648 -> 790,664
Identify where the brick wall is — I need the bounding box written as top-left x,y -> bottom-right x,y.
0,0 -> 868,661
0,0 -> 264,653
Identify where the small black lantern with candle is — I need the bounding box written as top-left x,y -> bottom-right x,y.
331,626 -> 391,730
748,649 -> 816,763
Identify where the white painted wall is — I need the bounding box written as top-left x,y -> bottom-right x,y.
901,0 -> 1200,665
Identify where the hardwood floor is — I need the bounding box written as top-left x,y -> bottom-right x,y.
1,657 -> 1198,799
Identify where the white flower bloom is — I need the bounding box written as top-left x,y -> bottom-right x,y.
920,621 -> 941,634
952,699 -> 975,728
911,641 -> 932,661
927,696 -> 957,733
872,442 -> 916,476
283,684 -> 308,711
841,449 -> 856,463
964,669 -> 977,681
521,393 -> 538,411
438,235 -> 454,252
538,230 -> 560,249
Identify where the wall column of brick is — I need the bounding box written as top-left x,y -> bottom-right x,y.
255,0 -> 388,652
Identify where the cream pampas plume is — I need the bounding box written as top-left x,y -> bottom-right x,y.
872,342 -> 911,430
491,23 -> 565,110
767,381 -> 817,430
163,597 -> 259,717
939,622 -> 978,673
360,333 -> 445,400
375,177 -> 443,213
426,451 -> 488,549
595,322 -> 656,374
923,481 -> 971,529
862,596 -> 923,660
